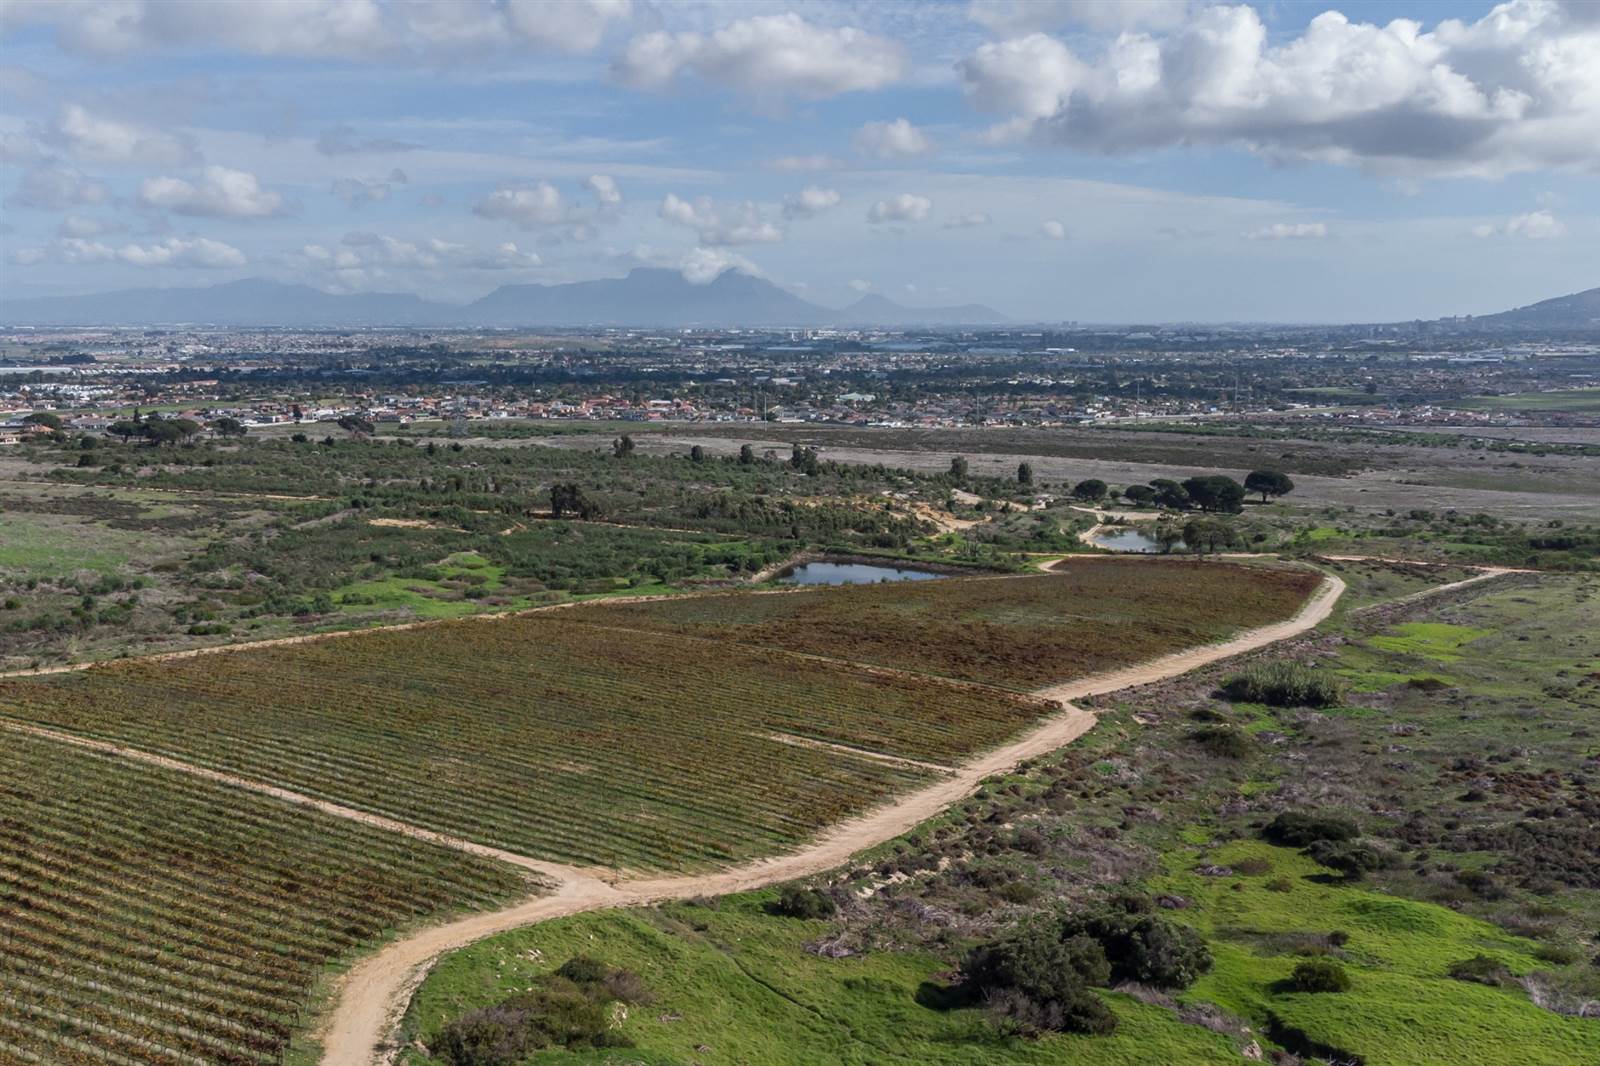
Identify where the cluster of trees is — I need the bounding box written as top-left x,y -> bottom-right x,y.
1124,470 -> 1294,514
105,412 -> 248,445
958,894 -> 1212,1037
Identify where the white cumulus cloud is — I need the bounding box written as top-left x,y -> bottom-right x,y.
47,104 -> 197,166
853,118 -> 933,159
679,245 -> 761,284
584,174 -> 622,207
139,166 -> 285,218
959,1 -> 1600,178
782,186 -> 841,219
660,193 -> 783,245
867,193 -> 932,224
473,182 -> 566,226
615,13 -> 906,101
1474,210 -> 1566,239
117,236 -> 247,267
1039,219 -> 1068,239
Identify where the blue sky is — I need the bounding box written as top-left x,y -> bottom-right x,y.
1,0 -> 1595,322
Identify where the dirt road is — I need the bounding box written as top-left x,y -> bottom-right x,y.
315,569 -> 1346,1066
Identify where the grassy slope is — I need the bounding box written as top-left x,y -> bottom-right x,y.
403,892 -> 1242,1066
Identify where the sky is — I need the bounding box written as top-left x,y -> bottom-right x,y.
0,0 -> 1596,323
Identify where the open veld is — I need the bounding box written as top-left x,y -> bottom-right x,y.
399,568 -> 1599,1066
0,731 -> 527,1066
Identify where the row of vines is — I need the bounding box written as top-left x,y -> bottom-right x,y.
0,734 -> 527,1066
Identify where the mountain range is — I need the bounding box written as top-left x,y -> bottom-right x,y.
1455,286 -> 1600,330
0,270 -> 1009,329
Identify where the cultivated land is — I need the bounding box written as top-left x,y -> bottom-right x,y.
0,567 -> 1313,873
0,732 -> 527,1066
568,561 -> 1321,689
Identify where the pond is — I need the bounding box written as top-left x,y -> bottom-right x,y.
1090,527 -> 1184,554
777,561 -> 946,586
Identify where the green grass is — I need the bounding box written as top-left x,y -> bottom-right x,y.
1155,840 -> 1595,1066
0,512 -> 138,573
1367,621 -> 1492,661
1448,388 -> 1600,414
401,892 -> 1244,1066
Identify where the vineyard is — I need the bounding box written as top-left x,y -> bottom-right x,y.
0,615 -> 1053,871
0,732 -> 527,1066
568,559 -> 1322,688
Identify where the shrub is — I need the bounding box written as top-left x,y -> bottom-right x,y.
773,885 -> 837,919
1307,840 -> 1384,881
1266,877 -> 1295,893
430,957 -> 650,1065
1189,726 -> 1255,759
960,923 -> 1117,1036
1533,944 -> 1581,966
1058,898 -> 1213,990
1224,662 -> 1346,708
1262,811 -> 1360,848
1291,958 -> 1351,993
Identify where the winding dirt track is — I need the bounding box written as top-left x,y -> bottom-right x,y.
315,569 -> 1345,1066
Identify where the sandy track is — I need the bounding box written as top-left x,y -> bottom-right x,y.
316,569 -> 1345,1066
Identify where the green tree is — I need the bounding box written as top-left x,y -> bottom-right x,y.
1149,478 -> 1190,510
612,434 -> 636,458
1071,478 -> 1107,502
1244,469 -> 1295,503
1017,461 -> 1034,486
22,412 -> 63,430
337,415 -> 375,437
1182,517 -> 1237,556
689,445 -> 706,463
208,416 -> 247,438
949,456 -> 969,480
738,443 -> 755,465
108,420 -> 142,443
1123,484 -> 1156,507
1181,475 -> 1245,514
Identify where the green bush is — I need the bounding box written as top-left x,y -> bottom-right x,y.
429,956 -> 651,1065
773,885 -> 837,919
1307,839 -> 1385,881
1188,726 -> 1255,759
1262,811 -> 1359,848
1291,958 -> 1351,993
1057,897 -> 1213,990
959,922 -> 1117,1036
1224,661 -> 1346,708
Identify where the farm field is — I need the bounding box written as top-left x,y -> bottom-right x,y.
0,615 -> 1007,871
0,566 -> 1319,872
1447,387 -> 1600,413
0,731 -> 527,1066
567,560 -> 1322,689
